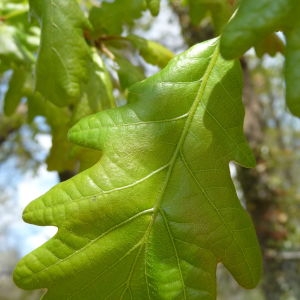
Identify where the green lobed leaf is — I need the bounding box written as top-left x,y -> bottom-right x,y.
220,0 -> 300,116
89,0 -> 146,37
25,46 -> 113,173
29,0 -> 91,106
220,0 -> 291,59
47,47 -> 114,171
14,38 -> 262,299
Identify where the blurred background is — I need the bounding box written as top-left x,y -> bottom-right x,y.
0,0 -> 300,299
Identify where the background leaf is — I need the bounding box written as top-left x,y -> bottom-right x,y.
185,0 -> 235,34
29,0 -> 91,106
115,56 -> 145,90
220,0 -> 300,116
0,1 -> 38,71
4,67 -> 27,116
13,39 -> 262,299
128,35 -> 174,68
254,33 -> 285,57
81,48 -> 115,112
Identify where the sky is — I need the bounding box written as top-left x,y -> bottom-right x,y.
5,133 -> 58,256
16,163 -> 58,256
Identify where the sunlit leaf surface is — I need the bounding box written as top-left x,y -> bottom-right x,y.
14,39 -> 262,300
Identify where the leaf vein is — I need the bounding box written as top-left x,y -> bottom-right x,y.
160,208 -> 187,299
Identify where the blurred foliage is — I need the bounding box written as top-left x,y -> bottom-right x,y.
0,2 -> 176,297
0,0 -> 175,176
220,0 -> 300,117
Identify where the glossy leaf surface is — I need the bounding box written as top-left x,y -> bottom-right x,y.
14,39 -> 262,299
220,0 -> 300,116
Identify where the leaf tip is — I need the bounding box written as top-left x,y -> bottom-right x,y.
22,204 -> 34,224
13,259 -> 34,291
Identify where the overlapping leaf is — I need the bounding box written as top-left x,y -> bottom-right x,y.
43,50 -> 113,172
0,2 -> 39,71
29,0 -> 91,106
0,23 -> 30,66
4,67 -> 27,116
185,0 -> 235,34
89,0 -> 146,37
128,35 -> 174,68
82,48 -> 114,113
27,93 -> 102,173
146,0 -> 160,16
14,39 -> 262,299
115,56 -> 145,90
220,0 -> 300,117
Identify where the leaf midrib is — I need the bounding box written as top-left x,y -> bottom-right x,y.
134,42 -> 221,299
31,42 -> 221,298
152,41 -> 220,213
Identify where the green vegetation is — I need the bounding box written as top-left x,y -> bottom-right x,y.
0,0 -> 299,299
